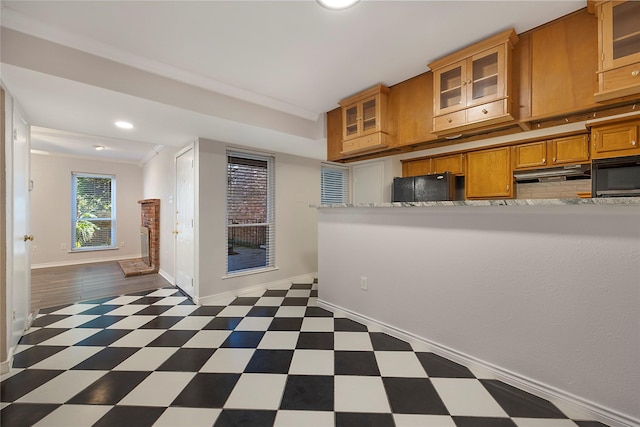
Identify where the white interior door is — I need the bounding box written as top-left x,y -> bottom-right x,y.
175,147 -> 195,298
11,106 -> 31,347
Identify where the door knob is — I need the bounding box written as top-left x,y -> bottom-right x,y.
172,230 -> 179,235
23,235 -> 34,242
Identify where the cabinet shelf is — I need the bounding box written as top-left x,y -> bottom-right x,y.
473,73 -> 499,85
441,86 -> 462,95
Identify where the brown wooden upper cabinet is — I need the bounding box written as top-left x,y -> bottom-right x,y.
339,85 -> 391,157
429,29 -> 519,136
512,135 -> 590,170
594,0 -> 640,102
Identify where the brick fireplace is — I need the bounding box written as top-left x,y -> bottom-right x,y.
139,198 -> 160,270
118,198 -> 160,277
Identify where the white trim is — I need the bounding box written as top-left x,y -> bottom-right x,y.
31,253 -> 142,269
222,266 -> 279,280
0,346 -> 15,375
198,272 -> 316,306
317,298 -> 639,427
158,268 -> 175,285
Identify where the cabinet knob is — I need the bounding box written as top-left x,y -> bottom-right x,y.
632,140 -> 637,146
506,184 -> 510,192
447,118 -> 452,123
632,70 -> 640,77
542,158 -> 546,163
482,109 -> 488,114
552,157 -> 556,163
23,234 -> 34,242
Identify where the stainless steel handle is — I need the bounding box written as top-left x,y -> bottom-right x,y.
23,234 -> 34,242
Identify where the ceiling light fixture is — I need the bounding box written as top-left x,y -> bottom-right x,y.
115,120 -> 134,129
317,0 -> 360,10
94,145 -> 106,151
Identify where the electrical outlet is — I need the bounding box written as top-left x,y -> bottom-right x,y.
360,276 -> 368,291
120,241 -> 126,247
60,243 -> 66,250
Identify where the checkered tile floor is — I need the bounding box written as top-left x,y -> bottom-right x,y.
1,283 -> 609,427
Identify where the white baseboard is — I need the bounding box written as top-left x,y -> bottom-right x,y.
1,345 -> 16,375
32,254 -> 142,269
318,299 -> 638,427
158,268 -> 175,285
197,272 -> 317,306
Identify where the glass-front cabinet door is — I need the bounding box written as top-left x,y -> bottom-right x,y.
468,46 -> 505,107
603,0 -> 640,69
434,62 -> 466,116
361,97 -> 377,133
344,104 -> 359,139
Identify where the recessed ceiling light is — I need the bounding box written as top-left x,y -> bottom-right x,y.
115,121 -> 134,129
94,145 -> 106,151
317,0 -> 359,10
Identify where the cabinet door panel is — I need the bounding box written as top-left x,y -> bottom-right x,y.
466,99 -> 506,123
469,46 -> 505,106
404,159 -> 432,177
432,154 -> 465,175
550,135 -> 589,165
513,141 -> 547,169
435,62 -> 466,116
466,147 -> 513,199
592,123 -> 639,158
531,9 -> 598,118
391,73 -> 435,147
326,107 -> 344,161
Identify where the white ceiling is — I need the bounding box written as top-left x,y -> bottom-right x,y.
0,0 -> 585,163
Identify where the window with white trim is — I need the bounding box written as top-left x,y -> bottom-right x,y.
226,151 -> 275,274
71,172 -> 116,251
321,163 -> 350,204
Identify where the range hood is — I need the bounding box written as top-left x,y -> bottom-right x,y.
513,164 -> 590,182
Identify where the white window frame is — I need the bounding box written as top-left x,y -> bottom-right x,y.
71,172 -> 117,252
225,150 -> 275,275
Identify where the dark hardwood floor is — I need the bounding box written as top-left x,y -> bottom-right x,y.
30,261 -> 172,312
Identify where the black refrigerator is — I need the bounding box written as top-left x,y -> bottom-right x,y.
392,172 -> 463,202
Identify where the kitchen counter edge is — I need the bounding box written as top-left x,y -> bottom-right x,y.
312,197 -> 640,209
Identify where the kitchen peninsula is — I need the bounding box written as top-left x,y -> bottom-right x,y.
315,197 -> 639,427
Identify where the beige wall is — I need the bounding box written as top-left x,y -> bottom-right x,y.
30,153 -> 143,267
142,145 -> 181,280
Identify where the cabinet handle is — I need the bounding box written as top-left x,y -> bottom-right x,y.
506,184 -> 510,192
552,157 -> 556,163
482,109 -> 488,114
447,118 -> 452,123
461,81 -> 467,86
632,140 -> 637,146
632,70 -> 640,77
542,158 -> 546,163
467,80 -> 472,84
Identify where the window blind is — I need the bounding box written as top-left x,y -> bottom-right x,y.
321,164 -> 350,204
226,150 -> 275,274
71,172 -> 116,250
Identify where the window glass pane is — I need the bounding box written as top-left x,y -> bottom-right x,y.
227,152 -> 274,273
72,173 -> 116,250
321,165 -> 349,204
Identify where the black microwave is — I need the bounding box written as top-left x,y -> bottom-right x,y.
592,155 -> 640,197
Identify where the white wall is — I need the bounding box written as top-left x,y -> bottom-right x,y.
142,145 -> 181,281
196,138 -> 319,301
317,204 -> 640,426
30,153 -> 143,266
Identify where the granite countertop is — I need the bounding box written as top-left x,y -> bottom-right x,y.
313,197 -> 640,208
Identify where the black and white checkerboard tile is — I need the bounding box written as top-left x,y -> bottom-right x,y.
1,283 -> 609,427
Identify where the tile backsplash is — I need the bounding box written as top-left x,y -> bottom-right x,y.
516,179 -> 591,199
